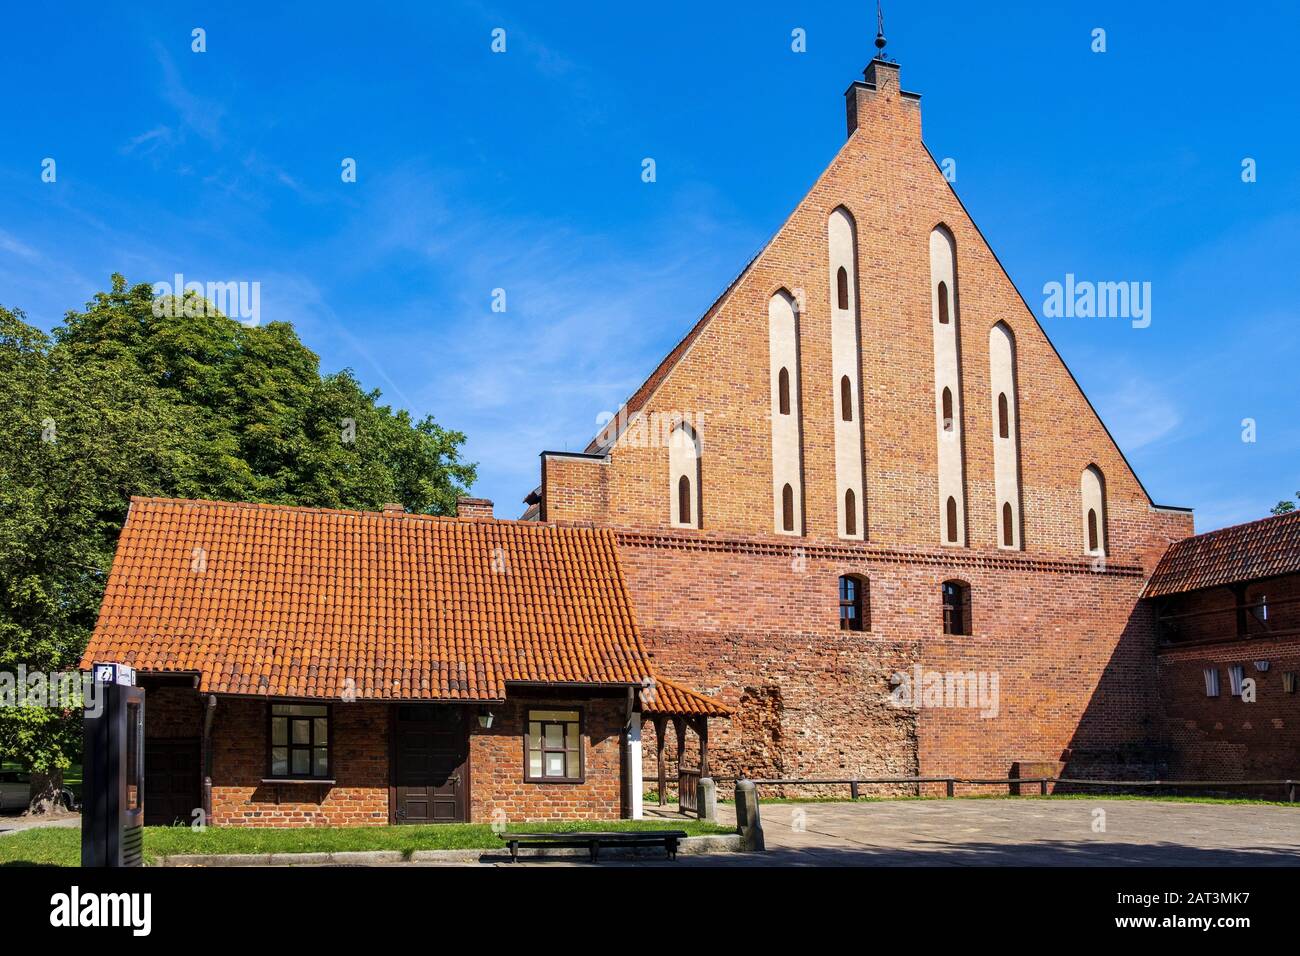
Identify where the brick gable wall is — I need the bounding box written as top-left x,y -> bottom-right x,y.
539,60 -> 1195,785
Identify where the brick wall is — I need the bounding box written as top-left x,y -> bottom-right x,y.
470,696 -> 626,822
144,685 -> 202,739
143,690 -> 628,826
1153,573 -> 1300,786
619,530 -> 1179,791
210,698 -> 390,827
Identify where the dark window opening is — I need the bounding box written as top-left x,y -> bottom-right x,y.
945,496 -> 959,543
845,488 -> 857,536
942,388 -> 954,432
270,703 -> 331,779
1087,508 -> 1099,553
778,367 -> 791,415
942,580 -> 972,635
781,483 -> 795,532
840,375 -> 853,421
1002,502 -> 1014,547
839,575 -> 869,631
836,266 -> 850,310
997,393 -> 1009,439
938,281 -> 950,324
678,474 -> 691,525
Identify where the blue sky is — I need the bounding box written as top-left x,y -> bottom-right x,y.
2,1 -> 1297,530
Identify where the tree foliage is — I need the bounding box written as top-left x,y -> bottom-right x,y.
0,276 -> 475,787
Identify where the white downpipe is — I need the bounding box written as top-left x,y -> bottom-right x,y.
628,712 -> 643,820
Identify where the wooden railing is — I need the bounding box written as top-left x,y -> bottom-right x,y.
726,775 -> 1299,803
678,769 -> 701,815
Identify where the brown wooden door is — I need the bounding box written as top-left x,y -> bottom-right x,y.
393,705 -> 468,823
144,738 -> 200,826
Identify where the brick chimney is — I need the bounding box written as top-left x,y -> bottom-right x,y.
457,496 -> 494,519
381,502 -> 405,515
845,57 -> 921,139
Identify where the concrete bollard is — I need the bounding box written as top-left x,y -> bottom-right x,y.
698,777 -> 717,822
734,779 -> 765,852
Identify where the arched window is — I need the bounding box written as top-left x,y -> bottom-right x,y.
945,496 -> 958,543
839,575 -> 869,631
938,281 -> 950,324
778,367 -> 791,416
942,580 -> 972,635
1002,502 -> 1014,547
836,266 -> 850,310
781,483 -> 795,532
845,488 -> 857,536
1081,464 -> 1107,556
997,393 -> 1009,439
669,422 -> 701,528
840,375 -> 853,421
941,388 -> 954,432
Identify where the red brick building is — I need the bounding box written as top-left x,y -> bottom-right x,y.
526,54 -> 1203,789
82,50 -> 1296,825
1146,511 -> 1300,784
80,496 -> 728,826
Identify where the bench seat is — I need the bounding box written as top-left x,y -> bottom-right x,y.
499,830 -> 689,863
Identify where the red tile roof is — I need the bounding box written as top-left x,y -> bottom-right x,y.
1144,510 -> 1300,598
81,497 -> 659,701
641,676 -> 733,718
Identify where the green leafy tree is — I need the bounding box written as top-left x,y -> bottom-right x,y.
0,276 -> 475,809
1272,497 -> 1297,516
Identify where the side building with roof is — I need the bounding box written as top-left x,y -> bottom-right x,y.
80,496 -> 730,826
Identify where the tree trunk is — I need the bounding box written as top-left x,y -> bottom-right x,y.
27,769 -> 65,815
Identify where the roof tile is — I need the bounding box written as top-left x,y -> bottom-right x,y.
81,497 -> 659,701
1145,510 -> 1300,598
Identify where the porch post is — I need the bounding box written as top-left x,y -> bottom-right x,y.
654,716 -> 667,806
201,694 -> 217,824
673,716 -> 686,768
697,718 -> 709,778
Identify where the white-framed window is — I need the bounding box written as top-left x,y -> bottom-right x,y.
525,709 -> 583,782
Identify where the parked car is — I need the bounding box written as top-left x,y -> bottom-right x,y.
0,770 -> 31,811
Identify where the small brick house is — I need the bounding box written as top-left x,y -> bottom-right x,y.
80,496 -> 728,827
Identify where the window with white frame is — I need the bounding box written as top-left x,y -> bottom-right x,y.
525,709 -> 583,782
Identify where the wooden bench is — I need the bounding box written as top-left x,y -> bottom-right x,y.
499,830 -> 689,863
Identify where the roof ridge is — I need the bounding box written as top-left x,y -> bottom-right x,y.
127,495 -> 580,531
1173,508 -> 1298,546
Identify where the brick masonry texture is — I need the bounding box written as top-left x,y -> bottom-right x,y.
469,697 -> 627,822
147,689 -> 628,826
1153,573 -> 1300,782
538,60 -> 1196,786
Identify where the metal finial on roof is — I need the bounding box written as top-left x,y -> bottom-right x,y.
874,1 -> 888,58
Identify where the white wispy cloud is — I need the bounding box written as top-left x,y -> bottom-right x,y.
1093,373 -> 1183,453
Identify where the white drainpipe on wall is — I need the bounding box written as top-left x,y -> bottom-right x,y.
627,712 -> 643,820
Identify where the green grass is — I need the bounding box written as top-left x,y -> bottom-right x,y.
0,819 -> 734,867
